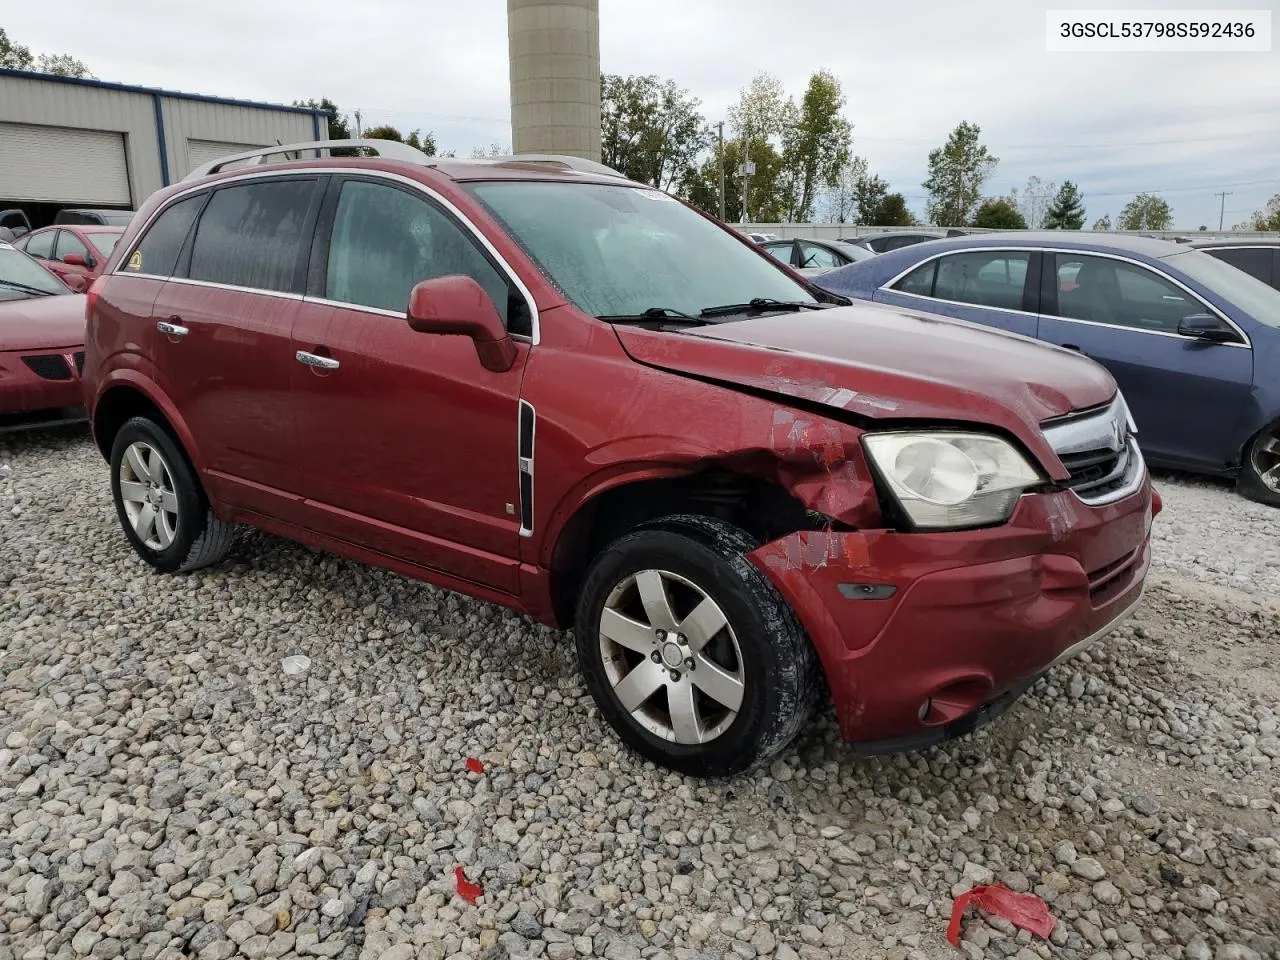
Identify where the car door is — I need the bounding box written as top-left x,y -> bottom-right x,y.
875,248 -> 1040,338
290,175 -> 530,594
1036,251 -> 1254,469
147,175 -> 324,518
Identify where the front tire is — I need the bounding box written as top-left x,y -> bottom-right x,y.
109,416 -> 235,572
574,515 -> 818,777
1237,424 -> 1280,507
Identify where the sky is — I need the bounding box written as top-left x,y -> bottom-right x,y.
6,0 -> 1278,228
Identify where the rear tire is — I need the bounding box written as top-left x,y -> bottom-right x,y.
109,416 -> 235,572
574,514 -> 818,777
1237,423 -> 1280,508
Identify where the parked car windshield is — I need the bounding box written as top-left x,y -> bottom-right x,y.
0,246 -> 68,299
1164,249 -> 1280,328
464,181 -> 815,318
87,231 -> 125,256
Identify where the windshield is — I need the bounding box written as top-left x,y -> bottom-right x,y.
0,246 -> 67,297
1164,249 -> 1280,328
463,181 -> 815,318
88,231 -> 124,256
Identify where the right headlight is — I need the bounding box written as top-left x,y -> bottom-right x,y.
862,432 -> 1043,529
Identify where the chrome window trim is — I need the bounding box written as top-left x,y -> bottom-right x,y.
1193,244 -> 1275,251
879,245 -> 1252,348
164,276 -> 306,301
112,167 -> 542,345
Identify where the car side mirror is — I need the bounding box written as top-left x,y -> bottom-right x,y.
63,274 -> 87,293
62,253 -> 88,267
1177,313 -> 1238,343
406,275 -> 518,373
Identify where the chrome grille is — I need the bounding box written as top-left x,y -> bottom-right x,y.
1042,393 -> 1145,505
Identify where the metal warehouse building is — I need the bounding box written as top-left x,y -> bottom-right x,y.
0,68 -> 329,226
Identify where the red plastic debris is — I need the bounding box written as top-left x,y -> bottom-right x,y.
455,866 -> 483,905
465,757 -> 485,774
947,884 -> 1055,946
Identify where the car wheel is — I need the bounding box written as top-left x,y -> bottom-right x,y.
109,416 -> 236,572
1237,423 -> 1280,507
574,514 -> 819,777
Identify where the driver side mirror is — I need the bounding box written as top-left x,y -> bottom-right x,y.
407,275 -> 518,373
62,253 -> 90,268
1177,313 -> 1238,343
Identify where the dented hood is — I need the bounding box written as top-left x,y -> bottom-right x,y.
613,301 -> 1116,429
0,294 -> 86,351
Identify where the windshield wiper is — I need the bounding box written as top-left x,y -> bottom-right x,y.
0,280 -> 56,297
699,297 -> 825,318
598,306 -> 709,325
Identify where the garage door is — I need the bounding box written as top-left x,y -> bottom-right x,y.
0,123 -> 130,205
186,139 -> 268,175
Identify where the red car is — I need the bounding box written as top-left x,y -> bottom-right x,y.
83,142 -> 1158,776
16,225 -> 126,292
0,242 -> 88,432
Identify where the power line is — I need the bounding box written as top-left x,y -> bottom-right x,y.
852,130 -> 1271,150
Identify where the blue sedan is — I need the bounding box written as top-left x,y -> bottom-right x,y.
815,231 -> 1280,505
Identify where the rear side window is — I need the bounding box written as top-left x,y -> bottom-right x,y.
189,180 -> 318,294
124,194 -> 204,277
23,231 -> 55,260
1203,247 -> 1273,287
894,260 -> 937,296
933,251 -> 1029,310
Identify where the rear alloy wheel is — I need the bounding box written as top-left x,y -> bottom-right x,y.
109,416 -> 236,572
574,515 -> 818,777
1238,424 -> 1280,507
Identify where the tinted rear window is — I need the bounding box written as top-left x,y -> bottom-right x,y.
124,195 -> 205,277
188,179 -> 318,294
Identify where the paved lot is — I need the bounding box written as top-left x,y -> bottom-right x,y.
1,427 -> 1278,960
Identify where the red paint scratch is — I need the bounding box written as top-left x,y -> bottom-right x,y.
455,866 -> 483,904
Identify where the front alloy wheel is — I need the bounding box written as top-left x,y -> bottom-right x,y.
1239,423 -> 1280,507
575,515 -> 819,777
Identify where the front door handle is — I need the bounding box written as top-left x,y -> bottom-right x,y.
1061,343 -> 1083,352
156,320 -> 189,338
296,350 -> 340,370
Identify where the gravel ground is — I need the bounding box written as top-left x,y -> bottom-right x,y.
1,429 -> 1277,960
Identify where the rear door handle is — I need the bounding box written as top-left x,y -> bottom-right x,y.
296,350 -> 340,370
156,320 -> 188,338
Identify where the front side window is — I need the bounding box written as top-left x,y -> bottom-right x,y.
1164,248 -> 1280,328
932,250 -> 1030,310
1053,254 -> 1206,333
189,179 -> 318,293
124,194 -> 205,278
761,242 -> 793,264
324,180 -> 523,333
23,230 -> 55,260
798,242 -> 842,269
464,181 -> 815,319
57,231 -> 91,262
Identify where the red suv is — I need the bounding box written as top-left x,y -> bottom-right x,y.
83,141 -> 1158,776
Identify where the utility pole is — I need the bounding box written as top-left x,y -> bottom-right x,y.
354,109 -> 363,139
717,122 -> 726,222
1215,191 -> 1232,231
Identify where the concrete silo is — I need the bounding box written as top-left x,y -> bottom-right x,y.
507,0 -> 601,161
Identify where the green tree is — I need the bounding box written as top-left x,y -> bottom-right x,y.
680,137 -> 787,222
922,121 -> 998,227
1092,214 -> 1112,230
0,28 -> 33,69
727,73 -> 797,221
601,74 -> 708,191
870,192 -> 918,227
822,156 -> 867,223
469,143 -> 506,158
36,52 -> 91,77
1244,194 -> 1280,231
972,196 -> 1027,229
778,69 -> 853,222
292,98 -> 352,141
1043,181 -> 1087,229
362,124 -> 402,142
1117,193 -> 1173,230
407,130 -> 438,155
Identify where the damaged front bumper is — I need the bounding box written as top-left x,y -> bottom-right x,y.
747,483 -> 1156,750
